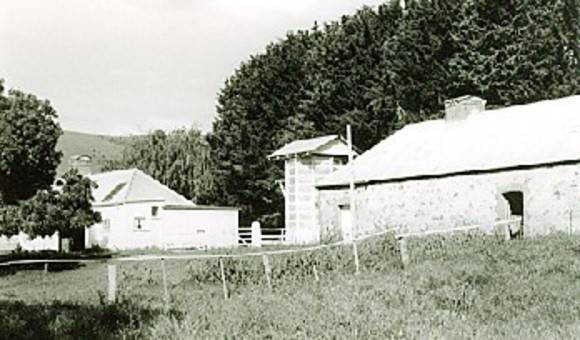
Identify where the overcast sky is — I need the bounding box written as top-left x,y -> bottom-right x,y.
1,0 -> 384,136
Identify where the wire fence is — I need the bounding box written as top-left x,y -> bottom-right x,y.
0,217 -> 535,308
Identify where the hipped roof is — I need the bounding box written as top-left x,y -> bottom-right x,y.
269,135 -> 355,160
89,169 -> 193,207
318,95 -> 580,188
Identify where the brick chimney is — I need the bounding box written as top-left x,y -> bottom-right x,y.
444,95 -> 486,121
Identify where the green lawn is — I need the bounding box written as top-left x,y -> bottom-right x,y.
2,233 -> 580,339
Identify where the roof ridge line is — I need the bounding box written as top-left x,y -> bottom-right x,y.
135,168 -> 195,205
123,168 -> 139,203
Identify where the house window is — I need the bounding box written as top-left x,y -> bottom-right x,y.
151,206 -> 159,218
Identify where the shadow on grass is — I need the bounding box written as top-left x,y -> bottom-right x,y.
0,263 -> 86,277
0,248 -> 115,277
0,299 -> 174,340
0,247 -> 114,263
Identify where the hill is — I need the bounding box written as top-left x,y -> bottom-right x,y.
55,130 -> 128,175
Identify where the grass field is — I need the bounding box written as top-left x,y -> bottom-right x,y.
56,130 -> 127,175
2,232 -> 580,339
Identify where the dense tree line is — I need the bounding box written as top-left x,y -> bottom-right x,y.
209,0 -> 579,226
104,128 -> 217,205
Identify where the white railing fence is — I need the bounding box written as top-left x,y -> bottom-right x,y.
238,221 -> 286,247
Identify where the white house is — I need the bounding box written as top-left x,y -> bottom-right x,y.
86,169 -> 239,250
0,168 -> 239,252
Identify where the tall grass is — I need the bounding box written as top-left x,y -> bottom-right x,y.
3,232 -> 580,339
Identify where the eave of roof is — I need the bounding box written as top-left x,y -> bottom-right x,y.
317,95 -> 580,188
269,134 -> 359,160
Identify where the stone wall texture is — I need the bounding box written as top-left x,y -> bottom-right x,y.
317,163 -> 580,240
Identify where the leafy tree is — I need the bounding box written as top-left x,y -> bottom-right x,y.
447,0 -> 580,105
209,30 -> 318,226
104,127 -> 217,204
21,169 -> 101,250
0,81 -> 63,203
0,205 -> 23,237
301,3 -> 404,150
384,0 -> 465,120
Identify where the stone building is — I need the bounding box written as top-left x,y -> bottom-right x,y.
316,95 -> 580,240
269,135 -> 356,244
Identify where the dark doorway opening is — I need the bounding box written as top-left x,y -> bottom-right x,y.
502,191 -> 524,239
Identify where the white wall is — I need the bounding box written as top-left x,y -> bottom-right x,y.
87,202 -> 163,250
0,232 -> 59,252
87,203 -> 239,250
318,163 -> 580,240
161,208 -> 239,249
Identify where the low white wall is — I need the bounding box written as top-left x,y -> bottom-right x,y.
161,208 -> 239,249
0,232 -> 59,252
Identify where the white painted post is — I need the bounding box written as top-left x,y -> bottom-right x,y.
503,223 -> 511,241
107,264 -> 117,302
251,221 -> 262,248
44,263 -> 49,275
399,237 -> 409,268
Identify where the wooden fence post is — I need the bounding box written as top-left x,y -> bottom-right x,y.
262,254 -> 272,291
399,237 -> 409,268
107,264 -> 117,302
219,258 -> 228,300
352,241 -> 360,275
161,258 -> 169,308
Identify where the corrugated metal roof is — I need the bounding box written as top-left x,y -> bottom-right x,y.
318,95 -> 580,187
89,169 -> 193,206
269,135 -> 349,159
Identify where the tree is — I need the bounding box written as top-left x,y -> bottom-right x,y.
447,0 -> 580,105
0,81 -> 63,203
21,169 -> 101,250
300,3 -> 404,150
0,205 -> 23,237
209,30 -> 318,226
104,127 -> 217,204
384,0 -> 465,120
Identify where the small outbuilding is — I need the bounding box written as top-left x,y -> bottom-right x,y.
86,169 -> 239,250
269,135 -> 357,244
316,95 -> 580,240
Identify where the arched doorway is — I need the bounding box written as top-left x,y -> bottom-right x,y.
502,191 -> 524,239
